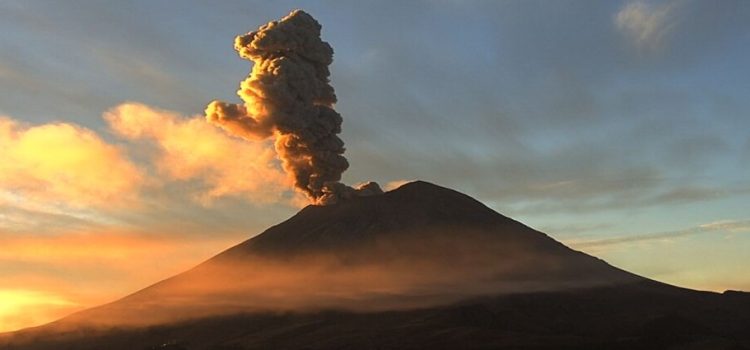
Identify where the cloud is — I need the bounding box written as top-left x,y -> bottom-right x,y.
0,201 -> 101,235
0,230 -> 238,269
105,103 -> 292,205
0,117 -> 144,209
538,222 -> 614,238
0,229 -> 242,331
615,0 -> 680,52
699,219 -> 750,233
568,218 -> 750,248
0,102 -> 302,240
0,289 -> 79,333
384,179 -> 415,191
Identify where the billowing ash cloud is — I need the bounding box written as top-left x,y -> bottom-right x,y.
205,9 -> 381,204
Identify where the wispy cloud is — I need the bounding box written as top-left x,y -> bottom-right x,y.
568,219 -> 750,248
615,0 -> 681,52
699,220 -> 750,233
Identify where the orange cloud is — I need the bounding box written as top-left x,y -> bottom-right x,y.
0,117 -> 144,209
0,103 -> 301,331
104,103 -> 293,204
384,179 -> 415,191
0,231 -> 237,265
0,289 -> 80,333
0,230 -> 242,332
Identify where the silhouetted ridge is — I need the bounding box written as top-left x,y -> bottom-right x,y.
219,180 -> 556,257
5,180 -> 749,350
32,179 -> 644,334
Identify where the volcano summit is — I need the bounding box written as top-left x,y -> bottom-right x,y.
2,181 -> 749,349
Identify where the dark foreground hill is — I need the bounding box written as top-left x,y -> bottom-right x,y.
2,181 -> 749,349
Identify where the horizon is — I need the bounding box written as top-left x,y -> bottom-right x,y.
1,1 -> 749,333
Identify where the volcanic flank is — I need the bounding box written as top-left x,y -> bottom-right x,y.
31,181 -> 642,327
3,181 -> 750,349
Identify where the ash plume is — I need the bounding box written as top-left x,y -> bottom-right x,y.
205,9 -> 381,204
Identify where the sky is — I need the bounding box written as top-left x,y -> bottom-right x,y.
1,0 -> 749,332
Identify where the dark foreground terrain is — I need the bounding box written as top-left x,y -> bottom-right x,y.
2,181 -> 749,349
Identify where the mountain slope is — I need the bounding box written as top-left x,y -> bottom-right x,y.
3,181 -> 749,349
54,181 -> 640,326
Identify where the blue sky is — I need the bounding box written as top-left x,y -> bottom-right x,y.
0,0 -> 749,329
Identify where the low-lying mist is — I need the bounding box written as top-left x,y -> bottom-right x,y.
54,229 -> 636,329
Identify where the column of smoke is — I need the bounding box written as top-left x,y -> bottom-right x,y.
205,10 -> 381,205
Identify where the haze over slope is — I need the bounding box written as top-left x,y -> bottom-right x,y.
52,181 -> 639,328
4,182 -> 750,350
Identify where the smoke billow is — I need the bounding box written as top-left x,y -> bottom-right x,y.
205,9 -> 381,204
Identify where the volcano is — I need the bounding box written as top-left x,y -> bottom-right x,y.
3,181 -> 749,349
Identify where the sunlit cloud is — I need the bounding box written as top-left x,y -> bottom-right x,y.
0,229 -> 243,331
0,230 -> 240,281
0,289 -> 79,333
384,179 -> 415,191
0,117 -> 144,209
105,103 -> 293,205
615,0 -> 680,52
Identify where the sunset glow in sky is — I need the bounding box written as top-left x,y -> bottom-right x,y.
1,0 -> 749,332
